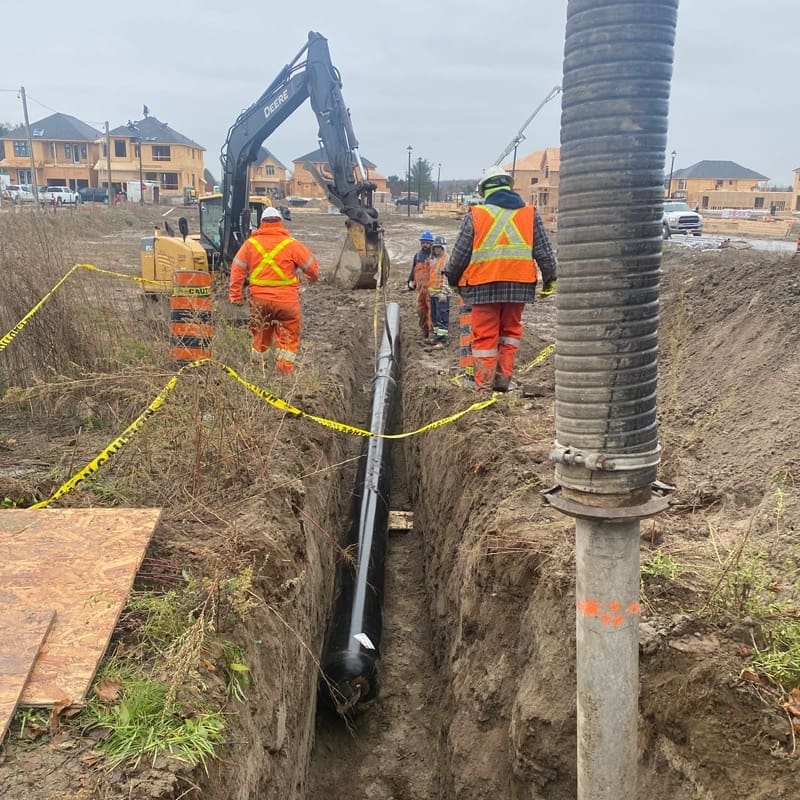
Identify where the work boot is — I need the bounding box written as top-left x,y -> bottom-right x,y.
493,372 -> 511,392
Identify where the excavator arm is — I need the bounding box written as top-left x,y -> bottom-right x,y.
217,31 -> 388,289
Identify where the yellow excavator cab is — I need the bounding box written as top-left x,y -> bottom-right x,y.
140,226 -> 208,297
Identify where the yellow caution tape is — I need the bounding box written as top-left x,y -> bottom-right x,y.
0,262 -> 165,354
517,343 -> 555,374
30,358 -> 497,508
31,368 -> 184,509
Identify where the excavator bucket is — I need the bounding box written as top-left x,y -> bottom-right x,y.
335,220 -> 390,290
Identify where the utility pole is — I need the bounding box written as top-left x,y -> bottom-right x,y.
105,122 -> 112,204
19,87 -> 39,207
436,162 -> 441,202
406,145 -> 412,219
417,157 -> 422,206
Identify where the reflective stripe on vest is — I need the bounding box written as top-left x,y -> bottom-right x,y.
248,236 -> 297,286
461,204 -> 536,286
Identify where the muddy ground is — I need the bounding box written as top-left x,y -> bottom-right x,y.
0,203 -> 798,799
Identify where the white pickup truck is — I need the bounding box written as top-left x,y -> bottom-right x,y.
41,186 -> 80,205
663,200 -> 703,238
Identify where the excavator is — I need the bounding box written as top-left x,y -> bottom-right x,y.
141,31 -> 389,296
200,30 -> 388,290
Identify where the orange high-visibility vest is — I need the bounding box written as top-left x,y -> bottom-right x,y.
460,204 -> 536,287
247,236 -> 298,286
428,253 -> 448,293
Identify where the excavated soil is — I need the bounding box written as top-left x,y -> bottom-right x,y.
0,205 -> 798,799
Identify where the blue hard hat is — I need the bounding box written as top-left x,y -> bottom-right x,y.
420,231 -> 434,242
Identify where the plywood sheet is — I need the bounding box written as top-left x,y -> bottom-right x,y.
0,606 -> 55,738
0,508 -> 161,706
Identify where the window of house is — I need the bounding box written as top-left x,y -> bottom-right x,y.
715,180 -> 723,189
13,141 -> 29,157
114,140 -> 127,157
81,144 -> 87,159
754,197 -> 764,209
17,169 -> 32,183
145,172 -> 157,181
152,145 -> 171,162
678,179 -> 686,190
266,165 -> 275,176
65,143 -> 72,159
191,174 -> 195,187
161,172 -> 179,190
134,143 -> 140,158
545,167 -> 549,178
0,141 -> 4,159
531,177 -> 539,185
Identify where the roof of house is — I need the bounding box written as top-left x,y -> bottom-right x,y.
255,147 -> 286,170
293,146 -> 376,168
108,116 -> 203,149
4,112 -> 100,142
673,160 -> 768,181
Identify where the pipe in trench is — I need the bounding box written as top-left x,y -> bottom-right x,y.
320,302 -> 400,713
551,2 -> 678,798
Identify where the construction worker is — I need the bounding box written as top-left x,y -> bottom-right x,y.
229,206 -> 319,375
407,230 -> 435,338
428,235 -> 451,347
445,166 -> 557,392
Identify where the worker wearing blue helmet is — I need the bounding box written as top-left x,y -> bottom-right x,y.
407,231 -> 435,337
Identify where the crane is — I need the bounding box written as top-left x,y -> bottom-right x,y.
493,84 -> 562,174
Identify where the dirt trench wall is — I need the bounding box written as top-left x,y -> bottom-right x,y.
400,327 -> 579,799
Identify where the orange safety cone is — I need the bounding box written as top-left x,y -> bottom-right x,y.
170,270 -> 213,364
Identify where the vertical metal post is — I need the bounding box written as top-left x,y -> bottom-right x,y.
19,87 -> 39,207
667,150 -> 676,198
105,122 -> 113,203
576,518 -> 640,800
406,145 -> 412,218
138,141 -> 144,205
436,162 -> 441,202
417,157 -> 422,205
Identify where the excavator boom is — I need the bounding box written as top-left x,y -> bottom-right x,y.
214,31 -> 388,289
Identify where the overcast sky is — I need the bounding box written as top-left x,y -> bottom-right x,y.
1,1 -> 797,186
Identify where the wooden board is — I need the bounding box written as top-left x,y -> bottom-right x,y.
388,510 -> 414,532
0,606 -> 55,738
0,508 -> 161,706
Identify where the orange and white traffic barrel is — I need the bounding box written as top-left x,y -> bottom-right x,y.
170,270 -> 213,363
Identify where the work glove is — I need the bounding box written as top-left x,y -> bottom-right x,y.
407,280 -> 416,291
539,280 -> 557,298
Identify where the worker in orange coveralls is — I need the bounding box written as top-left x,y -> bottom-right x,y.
229,206 -> 319,374
407,230 -> 435,338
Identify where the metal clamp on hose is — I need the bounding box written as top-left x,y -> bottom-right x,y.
549,441 -> 662,472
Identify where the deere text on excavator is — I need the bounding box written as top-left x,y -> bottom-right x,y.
204,30 -> 388,290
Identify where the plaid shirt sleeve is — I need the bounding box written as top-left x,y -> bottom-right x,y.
444,213 -> 474,286
533,213 -> 557,284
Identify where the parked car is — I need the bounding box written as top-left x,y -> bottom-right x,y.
5,184 -> 36,203
78,186 -> 109,204
395,193 -> 420,207
663,201 -> 703,238
41,186 -> 80,205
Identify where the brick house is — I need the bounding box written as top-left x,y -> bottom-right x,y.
290,146 -> 388,199
103,115 -> 205,202
0,112 -> 101,190
248,147 -> 289,199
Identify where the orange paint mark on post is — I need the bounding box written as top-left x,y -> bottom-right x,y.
628,602 -> 641,616
577,599 -> 641,626
577,599 -> 600,617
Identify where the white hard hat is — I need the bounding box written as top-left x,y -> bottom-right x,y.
261,206 -> 281,221
476,166 -> 513,194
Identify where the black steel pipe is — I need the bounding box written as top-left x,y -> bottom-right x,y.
321,302 -> 400,712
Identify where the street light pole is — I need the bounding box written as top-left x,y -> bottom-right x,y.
407,145 -> 412,219
667,150 -> 676,198
436,162 -> 441,202
417,157 -> 422,208
137,140 -> 144,205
